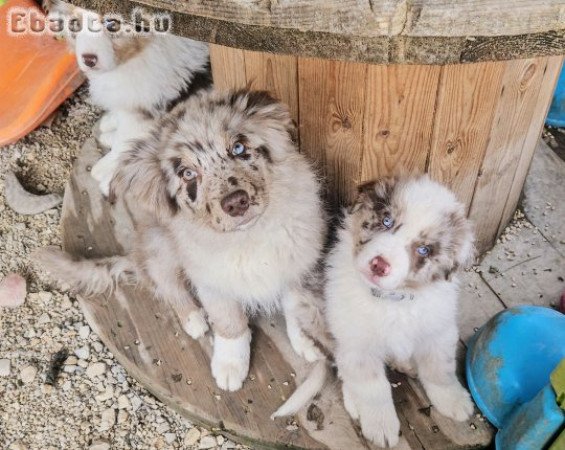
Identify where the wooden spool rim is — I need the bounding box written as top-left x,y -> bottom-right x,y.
69,0 -> 565,64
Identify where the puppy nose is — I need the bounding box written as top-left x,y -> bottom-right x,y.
82,53 -> 98,68
221,189 -> 250,217
370,256 -> 391,277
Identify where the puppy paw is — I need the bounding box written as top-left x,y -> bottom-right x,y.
97,130 -> 116,149
360,408 -> 400,448
427,382 -> 474,421
183,309 -> 209,339
91,157 -> 117,197
287,327 -> 324,362
342,385 -> 359,420
211,330 -> 251,392
99,112 -> 119,133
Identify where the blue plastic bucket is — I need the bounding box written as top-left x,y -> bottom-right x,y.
547,66 -> 565,128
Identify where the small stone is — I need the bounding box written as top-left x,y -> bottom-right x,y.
37,291 -> 52,302
199,435 -> 217,449
184,428 -> 201,446
92,342 -> 104,353
74,346 -> 90,360
130,396 -> 142,411
20,365 -> 37,383
164,433 -> 177,444
86,362 -> 106,379
0,273 -> 27,308
8,441 -> 26,450
117,394 -> 130,409
99,408 -> 115,431
95,386 -> 114,402
89,439 -> 110,450
0,359 -> 11,376
216,435 -> 225,445
37,312 -> 50,324
117,410 -> 129,424
79,325 -> 91,339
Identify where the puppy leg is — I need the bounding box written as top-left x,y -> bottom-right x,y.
93,111 -> 151,196
338,354 -> 400,448
415,331 -> 474,421
98,111 -> 120,147
141,229 -> 208,339
281,287 -> 324,362
198,288 -> 250,392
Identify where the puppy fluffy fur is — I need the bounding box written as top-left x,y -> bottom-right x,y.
49,1 -> 210,195
325,175 -> 475,447
37,89 -> 327,393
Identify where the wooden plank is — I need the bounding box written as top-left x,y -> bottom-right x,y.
468,58 -> 549,253
298,58 -> 367,205
361,64 -> 441,183
242,49 -> 299,123
428,61 -> 505,210
69,0 -> 565,65
497,56 -> 563,238
70,0 -> 565,38
209,44 -> 247,90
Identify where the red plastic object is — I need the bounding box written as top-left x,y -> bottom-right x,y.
0,0 -> 84,146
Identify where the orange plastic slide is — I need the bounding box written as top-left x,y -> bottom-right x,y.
0,0 -> 84,147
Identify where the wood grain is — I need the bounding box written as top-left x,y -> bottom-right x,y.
62,139 -> 495,449
361,64 -> 441,183
69,0 -> 565,65
496,56 -> 563,238
467,58 -> 551,253
242,49 -> 299,123
427,61 -> 505,209
209,44 -> 247,90
298,58 -> 367,205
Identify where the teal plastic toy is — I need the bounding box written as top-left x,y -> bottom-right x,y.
466,306 -> 565,449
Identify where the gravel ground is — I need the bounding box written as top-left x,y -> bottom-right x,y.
0,87 -> 239,450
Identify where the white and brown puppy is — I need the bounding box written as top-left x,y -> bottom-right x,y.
325,175 -> 475,447
38,89 -> 326,392
48,1 -> 210,195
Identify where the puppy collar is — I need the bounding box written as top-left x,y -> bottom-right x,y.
370,288 -> 415,302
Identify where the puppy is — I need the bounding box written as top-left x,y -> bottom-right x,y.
37,89 -> 327,392
48,1 -> 210,195
325,175 -> 475,447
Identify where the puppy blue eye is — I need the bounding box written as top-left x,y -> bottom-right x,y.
417,245 -> 430,256
382,215 -> 394,229
182,169 -> 197,181
231,142 -> 246,156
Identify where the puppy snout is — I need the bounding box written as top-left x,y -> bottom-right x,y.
221,190 -> 250,217
82,53 -> 98,68
370,256 -> 391,277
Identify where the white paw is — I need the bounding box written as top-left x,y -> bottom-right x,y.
97,130 -> 116,148
359,407 -> 401,448
91,156 -> 118,197
100,112 -> 119,133
427,382 -> 474,421
287,327 -> 324,363
183,309 -> 209,339
342,385 -> 359,420
211,330 -> 251,392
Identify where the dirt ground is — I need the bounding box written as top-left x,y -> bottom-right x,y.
0,87 -> 239,450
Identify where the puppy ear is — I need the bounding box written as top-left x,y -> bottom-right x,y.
109,132 -> 179,221
349,177 -> 397,214
448,209 -> 476,272
231,89 -> 296,144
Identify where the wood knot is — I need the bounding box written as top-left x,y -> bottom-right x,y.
520,63 -> 537,90
380,130 -> 390,137
446,141 -> 457,155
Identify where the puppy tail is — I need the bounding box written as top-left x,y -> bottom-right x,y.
271,359 -> 327,419
33,246 -> 137,295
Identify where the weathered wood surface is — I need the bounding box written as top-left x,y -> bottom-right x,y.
210,46 -> 564,251
61,138 -> 494,449
69,0 -> 565,64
